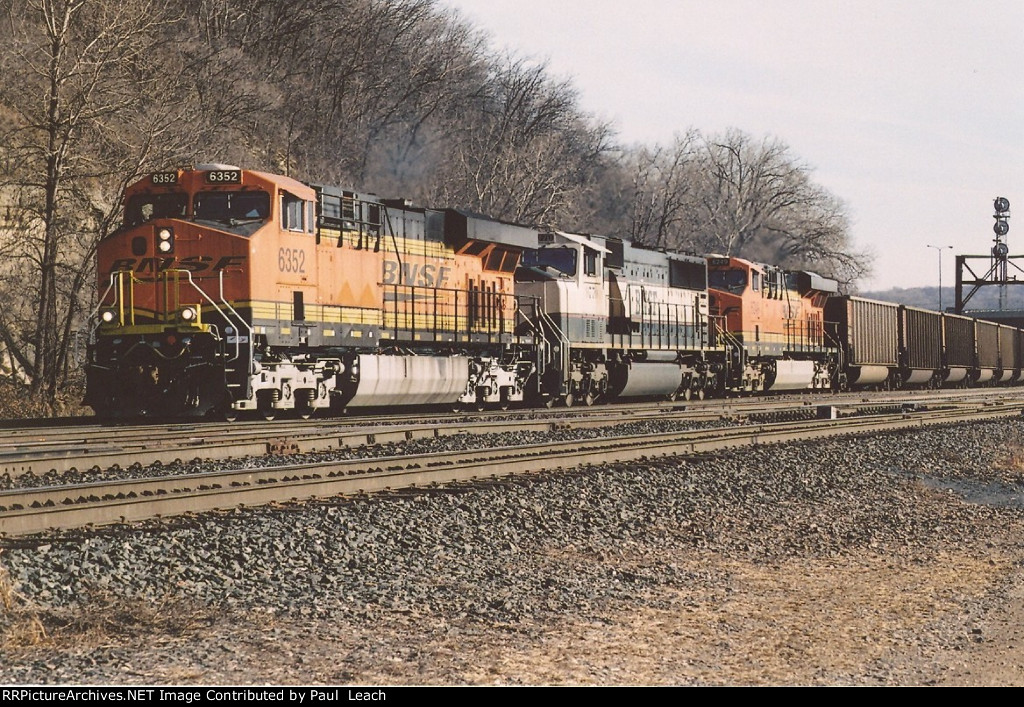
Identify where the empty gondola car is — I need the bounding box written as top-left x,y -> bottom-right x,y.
824,296 -> 900,389
975,318 -> 1000,385
899,306 -> 943,388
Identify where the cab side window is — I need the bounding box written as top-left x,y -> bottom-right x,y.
282,192 -> 307,232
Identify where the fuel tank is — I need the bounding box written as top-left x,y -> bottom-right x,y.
348,354 -> 470,406
767,360 -> 815,391
611,361 -> 683,398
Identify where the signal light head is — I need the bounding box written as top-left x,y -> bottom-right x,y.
993,197 -> 1010,238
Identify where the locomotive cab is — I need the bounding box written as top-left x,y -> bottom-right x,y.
518,244 -> 582,281
516,231 -> 607,345
87,165 -> 299,416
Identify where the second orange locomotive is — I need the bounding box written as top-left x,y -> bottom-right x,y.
707,255 -> 836,392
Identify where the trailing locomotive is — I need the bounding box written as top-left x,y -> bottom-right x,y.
515,231 -> 720,404
706,255 -> 837,393
84,165 -> 1024,419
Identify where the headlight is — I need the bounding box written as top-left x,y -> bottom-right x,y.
180,306 -> 197,322
155,226 -> 174,254
100,309 -> 116,323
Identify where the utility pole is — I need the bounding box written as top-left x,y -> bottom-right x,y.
927,244 -> 953,311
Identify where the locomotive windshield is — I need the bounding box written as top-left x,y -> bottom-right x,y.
193,190 -> 271,227
521,247 -> 577,277
124,192 -> 187,227
708,268 -> 747,294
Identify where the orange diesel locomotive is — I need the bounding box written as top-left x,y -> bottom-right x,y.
85,165 -> 540,418
707,255 -> 837,392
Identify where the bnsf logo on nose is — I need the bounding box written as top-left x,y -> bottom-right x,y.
107,256 -> 247,273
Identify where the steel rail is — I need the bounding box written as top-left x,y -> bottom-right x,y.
0,403 -> 846,476
0,387 -> 1008,448
4,388 -> 1021,477
0,385 -> 1016,451
0,400 -> 759,472
0,402 -> 1020,537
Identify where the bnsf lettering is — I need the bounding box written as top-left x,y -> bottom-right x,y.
383,260 -> 452,288
179,255 -> 214,272
109,257 -> 173,273
107,255 -> 245,274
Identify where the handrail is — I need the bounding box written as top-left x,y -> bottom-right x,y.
217,270 -> 252,368
710,314 -> 745,376
537,288 -> 570,385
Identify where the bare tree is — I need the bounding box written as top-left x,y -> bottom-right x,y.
195,0 -> 490,188
689,129 -> 870,283
593,127 -> 871,284
425,55 -> 612,225
770,182 -> 871,287
692,129 -> 804,256
0,0 -> 203,408
623,131 -> 700,249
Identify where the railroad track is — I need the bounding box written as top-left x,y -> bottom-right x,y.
1,388 -> 1015,477
1,398 -> 1021,537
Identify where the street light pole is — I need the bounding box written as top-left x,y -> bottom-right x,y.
926,244 -> 953,311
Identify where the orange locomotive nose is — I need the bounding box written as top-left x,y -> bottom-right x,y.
97,219 -> 250,325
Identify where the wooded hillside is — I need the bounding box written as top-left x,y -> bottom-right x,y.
0,0 -> 870,408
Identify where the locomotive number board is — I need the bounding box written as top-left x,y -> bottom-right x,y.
205,170 -> 242,184
151,172 -> 178,185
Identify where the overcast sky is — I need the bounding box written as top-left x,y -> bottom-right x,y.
442,0 -> 1024,290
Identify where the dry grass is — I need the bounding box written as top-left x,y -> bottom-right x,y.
993,445 -> 1024,478
0,565 -> 15,612
439,549 -> 1012,686
0,568 -> 216,653
0,377 -> 92,419
46,591 -> 217,639
0,563 -> 49,650
1,546 -> 1020,684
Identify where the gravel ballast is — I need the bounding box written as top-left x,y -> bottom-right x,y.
1,417 -> 729,490
2,418 -> 1024,685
